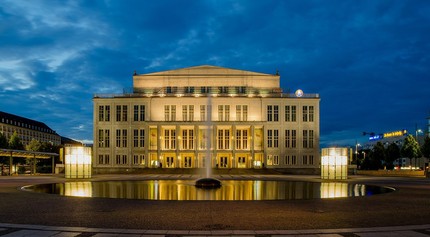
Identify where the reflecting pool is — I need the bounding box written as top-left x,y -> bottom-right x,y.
22,180 -> 395,201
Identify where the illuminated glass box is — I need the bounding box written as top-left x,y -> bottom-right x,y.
65,147 -> 92,178
321,147 -> 348,179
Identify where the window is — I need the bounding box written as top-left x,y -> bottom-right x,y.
273,155 -> 279,165
116,129 -> 127,147
302,106 -> 314,122
286,155 -> 297,165
219,156 -> 228,168
303,155 -> 314,165
267,105 -> 279,122
98,129 -> 110,148
236,105 -> 248,121
200,105 -> 206,121
182,129 -> 194,149
218,105 -> 230,121
309,106 -> 314,122
133,129 -> 145,148
166,156 -> 174,168
133,105 -> 145,121
218,87 -> 228,94
285,105 -> 297,122
185,86 -> 194,94
183,156 -> 192,168
236,129 -> 248,150
98,105 -> 110,122
116,105 -> 127,122
98,155 -> 110,165
303,130 -> 308,148
164,105 -> 176,121
267,129 -> 278,148
217,129 -> 230,149
115,155 -> 127,165
133,155 -> 145,165
164,129 -> 176,149
309,130 -> 314,148
182,105 -> 194,121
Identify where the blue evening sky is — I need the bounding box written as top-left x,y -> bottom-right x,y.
0,0 -> 429,147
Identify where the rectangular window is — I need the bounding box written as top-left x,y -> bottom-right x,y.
303,155 -> 308,165
303,130 -> 308,148
200,105 -> 206,121
267,129 -> 279,148
309,106 -> 314,122
122,105 -> 127,122
274,155 -> 279,165
116,105 -> 121,122
116,129 -> 121,147
309,130 -> 314,148
165,105 -> 176,121
292,106 -> 296,122
236,105 -> 248,121
133,129 -> 139,147
140,129 -> 145,147
182,129 -> 194,149
267,105 -> 279,122
164,129 -> 176,149
122,129 -> 127,147
217,129 -> 230,149
218,105 -> 230,121
98,105 -> 110,122
133,155 -> 144,165
104,130 -> 110,147
182,105 -> 194,121
133,105 -> 145,122
292,130 -> 297,148
285,130 -> 291,148
236,129 -> 248,150
303,106 -> 308,122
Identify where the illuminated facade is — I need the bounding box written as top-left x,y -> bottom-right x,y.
0,111 -> 61,146
93,65 -> 320,173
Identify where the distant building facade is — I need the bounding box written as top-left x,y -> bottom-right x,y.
0,111 -> 61,146
93,65 -> 320,173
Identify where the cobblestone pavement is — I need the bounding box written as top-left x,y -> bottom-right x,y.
1,174 -> 430,236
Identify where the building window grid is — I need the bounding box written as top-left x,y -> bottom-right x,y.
133,105 -> 145,122
303,130 -> 308,148
236,129 -> 248,150
164,129 -> 176,150
267,129 -> 279,148
217,129 -> 230,149
200,105 -> 206,121
182,129 -> 194,150
165,105 -> 176,121
267,105 -> 279,122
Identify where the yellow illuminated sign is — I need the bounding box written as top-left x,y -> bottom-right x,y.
383,130 -> 407,138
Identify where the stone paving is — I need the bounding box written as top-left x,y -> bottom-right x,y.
1,174 -> 430,236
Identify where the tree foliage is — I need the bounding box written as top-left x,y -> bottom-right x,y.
401,134 -> 422,168
385,143 -> 401,169
422,136 -> 430,158
26,139 -> 42,151
8,131 -> 24,150
0,132 -> 8,149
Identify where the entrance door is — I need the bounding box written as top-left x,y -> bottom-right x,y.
183,156 -> 192,168
237,156 -> 246,168
166,156 -> 174,168
220,156 -> 228,168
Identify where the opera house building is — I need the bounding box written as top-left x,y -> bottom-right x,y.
93,65 -> 320,173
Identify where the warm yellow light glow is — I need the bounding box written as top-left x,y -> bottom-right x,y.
321,147 -> 348,180
64,146 -> 92,178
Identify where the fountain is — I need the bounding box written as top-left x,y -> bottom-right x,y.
195,95 -> 222,189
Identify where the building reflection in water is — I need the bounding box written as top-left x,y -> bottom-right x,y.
26,180 -> 392,201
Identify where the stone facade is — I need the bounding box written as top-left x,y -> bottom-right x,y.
93,65 -> 320,172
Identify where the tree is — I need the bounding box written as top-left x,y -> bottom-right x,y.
422,136 -> 430,159
0,132 -> 8,149
8,131 -> 25,165
386,143 -> 401,170
26,139 -> 42,152
401,134 -> 422,169
8,131 -> 24,150
370,142 -> 385,170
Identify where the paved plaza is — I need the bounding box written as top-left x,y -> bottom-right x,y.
1,173 -> 430,236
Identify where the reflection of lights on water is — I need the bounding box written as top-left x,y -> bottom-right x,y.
29,180 -> 393,201
64,182 -> 92,197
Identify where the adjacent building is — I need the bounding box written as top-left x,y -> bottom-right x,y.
93,65 -> 320,173
0,111 -> 61,146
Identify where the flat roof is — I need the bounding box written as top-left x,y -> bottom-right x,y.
0,148 -> 58,159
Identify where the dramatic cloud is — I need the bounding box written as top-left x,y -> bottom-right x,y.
0,0 -> 429,146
